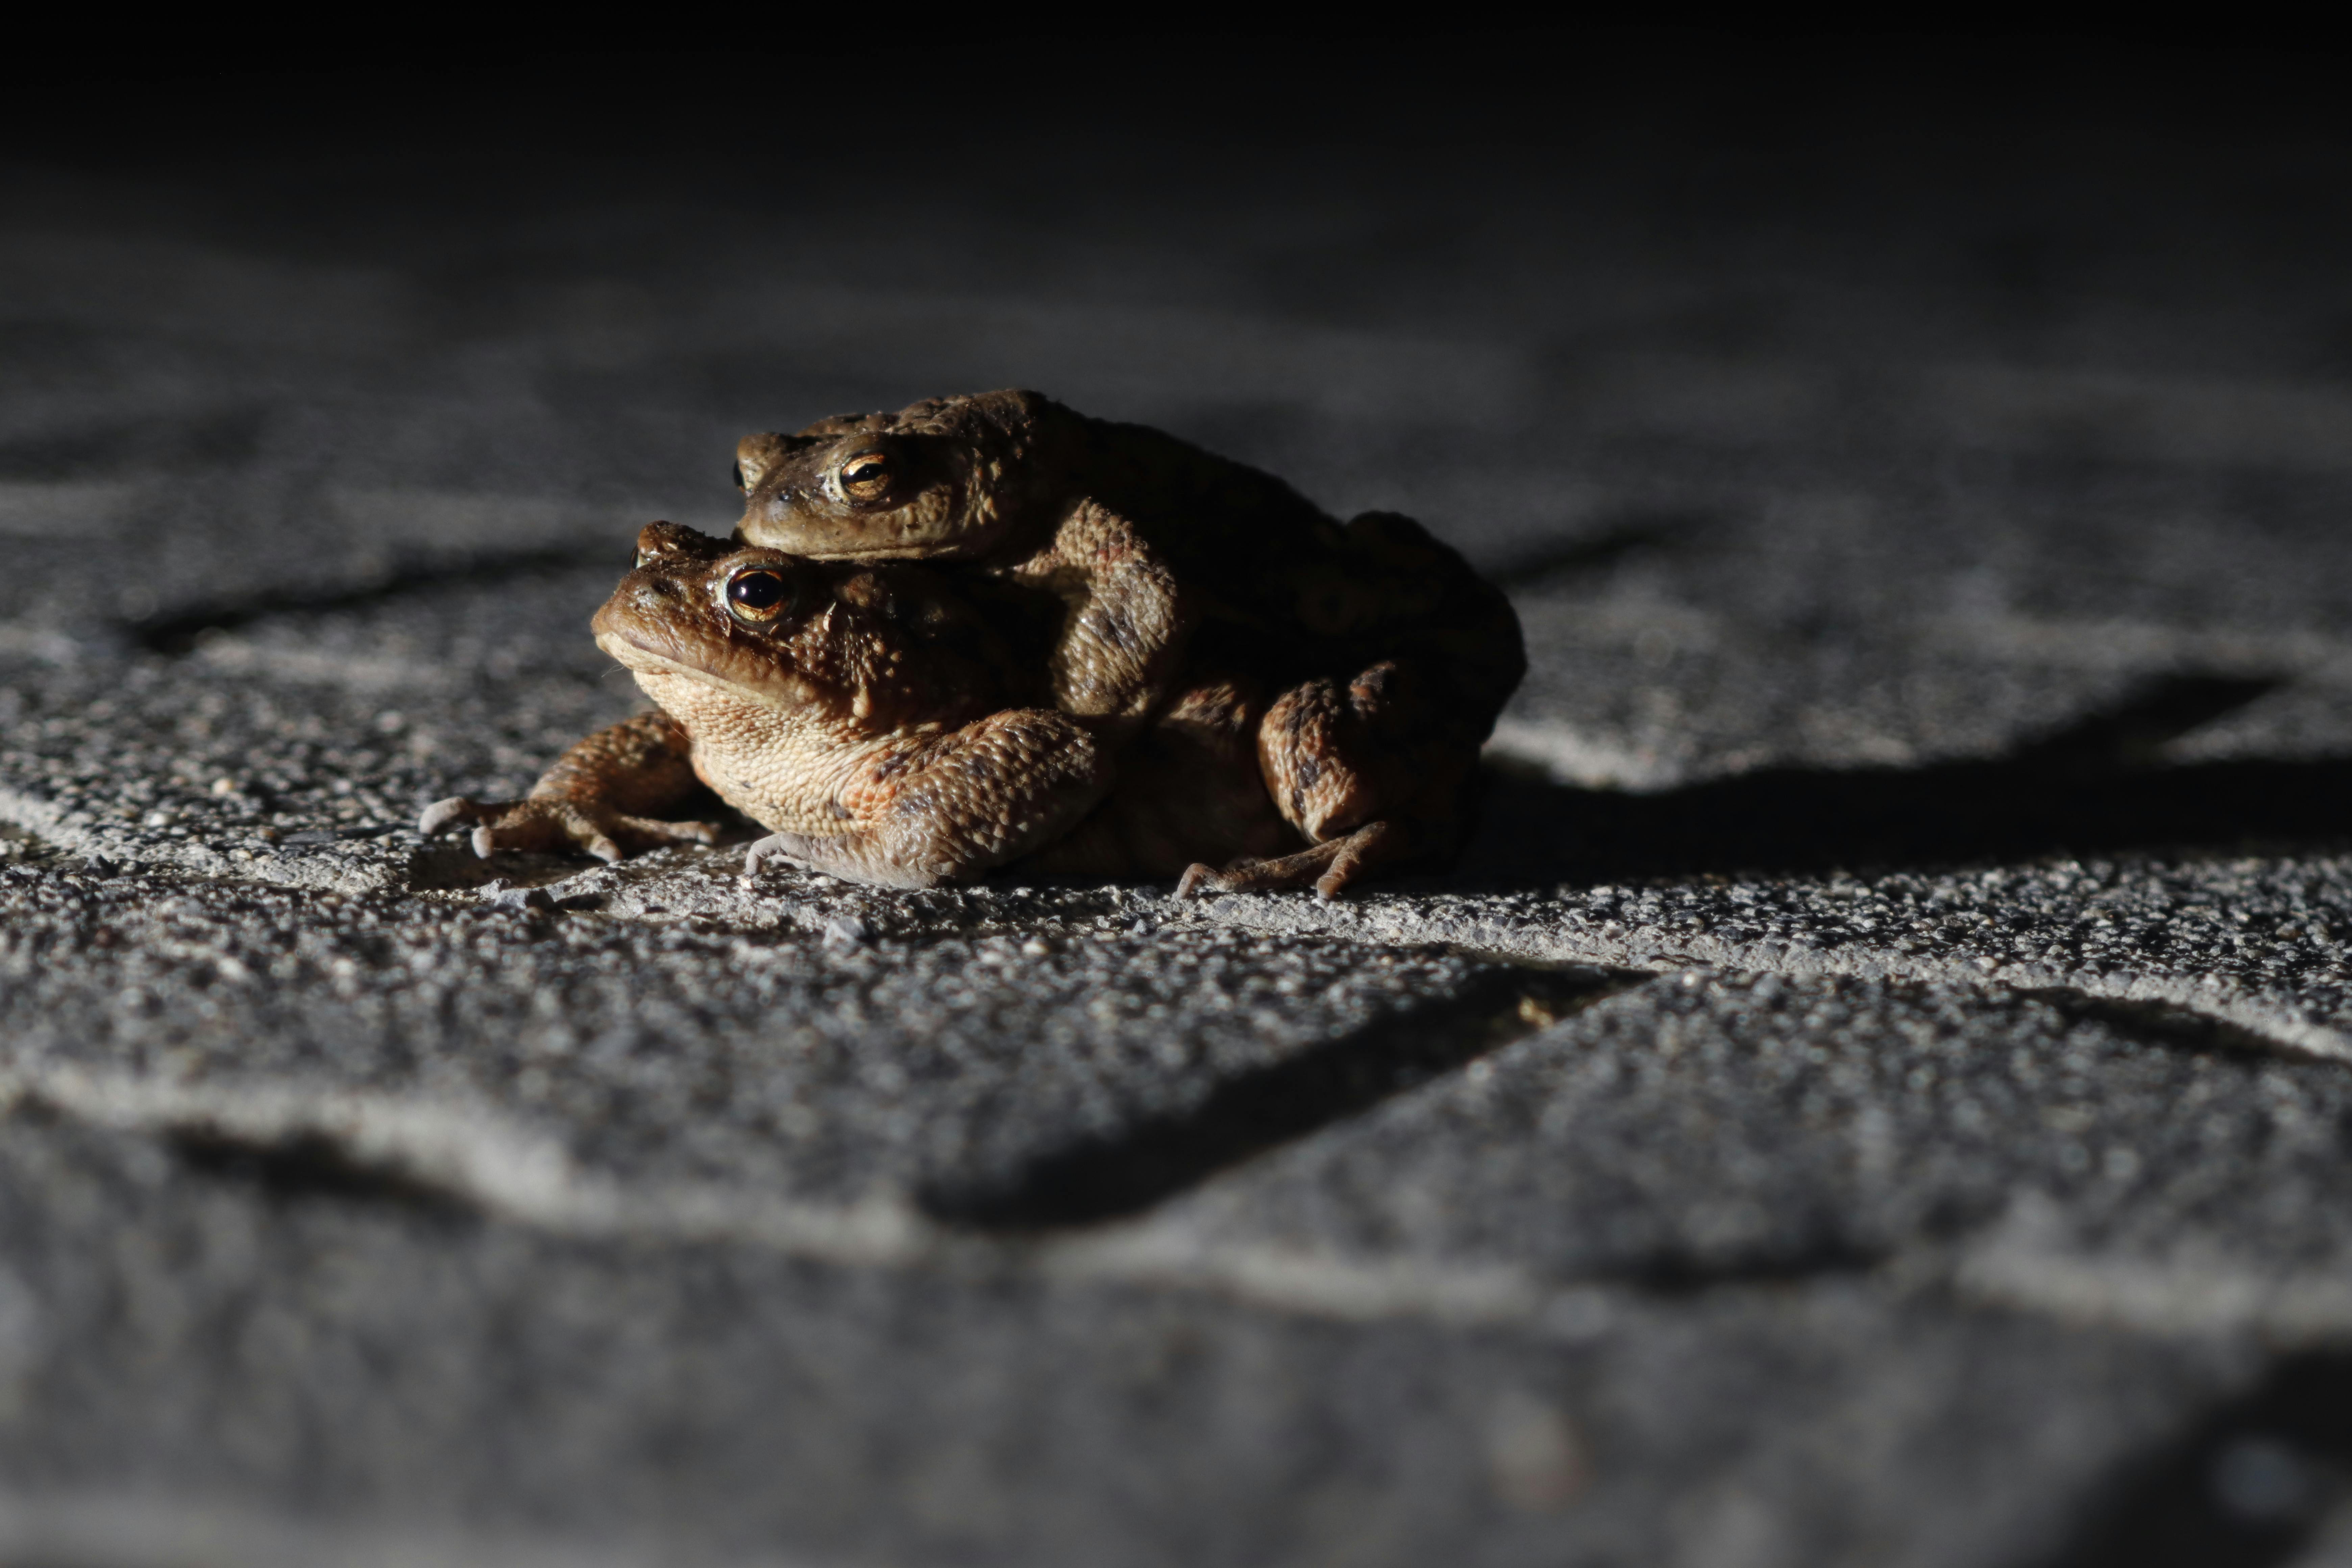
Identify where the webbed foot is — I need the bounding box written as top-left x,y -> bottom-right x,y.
419,795 -> 721,863
1176,820 -> 1396,901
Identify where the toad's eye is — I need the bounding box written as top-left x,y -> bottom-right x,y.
837,451 -> 890,500
731,461 -> 746,491
726,568 -> 794,621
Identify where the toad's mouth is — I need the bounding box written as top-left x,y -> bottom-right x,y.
594,626 -> 707,677
794,540 -> 982,562
593,628 -> 818,710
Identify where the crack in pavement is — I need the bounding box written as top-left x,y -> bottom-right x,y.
0,1046 -> 1916,1346
1185,889 -> 2352,1067
920,964 -> 1648,1229
164,1123 -> 483,1223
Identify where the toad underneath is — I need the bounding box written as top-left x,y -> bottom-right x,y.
420,523 -> 1304,891
424,394 -> 1524,894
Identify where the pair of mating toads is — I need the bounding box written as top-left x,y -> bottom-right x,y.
421,391 -> 1526,898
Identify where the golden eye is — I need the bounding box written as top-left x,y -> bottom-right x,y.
837,451 -> 890,500
732,462 -> 746,491
725,567 -> 794,622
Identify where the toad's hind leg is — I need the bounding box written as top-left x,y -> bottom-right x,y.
1205,657 -> 1484,899
1176,820 -> 1399,901
1257,661 -> 1480,843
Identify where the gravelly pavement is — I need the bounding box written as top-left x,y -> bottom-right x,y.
7,44 -> 2352,1567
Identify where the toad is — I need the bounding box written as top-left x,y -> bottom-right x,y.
730,390 -> 1525,891
419,523 -> 1300,890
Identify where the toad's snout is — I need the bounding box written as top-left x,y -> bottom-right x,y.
592,568 -> 704,646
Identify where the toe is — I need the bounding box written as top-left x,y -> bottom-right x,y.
419,796 -> 478,835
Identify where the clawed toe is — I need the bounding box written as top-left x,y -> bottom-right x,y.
425,794 -> 720,864
1175,861 -> 1233,900
1173,822 -> 1399,900
419,796 -> 486,836
743,832 -> 804,877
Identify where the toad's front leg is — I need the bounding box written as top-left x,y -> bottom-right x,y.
420,709 -> 724,862
738,708 -> 1110,889
1007,499 -> 1199,733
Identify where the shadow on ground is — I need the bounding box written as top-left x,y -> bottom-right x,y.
2044,1350 -> 2352,1568
1456,674 -> 2352,887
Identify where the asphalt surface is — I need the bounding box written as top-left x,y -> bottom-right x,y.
6,43 -> 2352,1567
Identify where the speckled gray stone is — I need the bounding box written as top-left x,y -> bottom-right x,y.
1126,972 -> 2352,1328
0,860 -> 1531,1220
0,1107 -> 2252,1568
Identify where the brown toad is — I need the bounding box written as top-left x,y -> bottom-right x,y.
419,523 -> 1299,890
731,389 -> 1525,891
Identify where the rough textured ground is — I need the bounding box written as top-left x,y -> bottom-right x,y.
6,44 -> 2352,1567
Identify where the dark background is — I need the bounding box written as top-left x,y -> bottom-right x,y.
12,28 -> 2352,793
